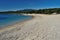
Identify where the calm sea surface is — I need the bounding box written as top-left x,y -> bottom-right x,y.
0,14 -> 32,28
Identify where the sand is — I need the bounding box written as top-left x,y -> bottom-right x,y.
0,14 -> 60,40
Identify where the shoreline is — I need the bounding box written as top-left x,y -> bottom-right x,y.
0,14 -> 34,32
0,14 -> 53,31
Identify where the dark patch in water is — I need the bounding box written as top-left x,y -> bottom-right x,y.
0,17 -> 7,20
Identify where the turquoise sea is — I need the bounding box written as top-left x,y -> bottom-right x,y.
0,14 -> 32,28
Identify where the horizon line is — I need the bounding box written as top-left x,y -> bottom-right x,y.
0,7 -> 60,12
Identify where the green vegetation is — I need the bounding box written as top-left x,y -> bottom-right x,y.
0,8 -> 60,14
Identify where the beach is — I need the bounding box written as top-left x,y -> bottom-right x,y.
0,14 -> 60,40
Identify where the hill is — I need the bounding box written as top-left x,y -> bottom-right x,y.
0,8 -> 60,14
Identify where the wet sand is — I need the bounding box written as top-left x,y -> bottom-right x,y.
0,14 -> 60,40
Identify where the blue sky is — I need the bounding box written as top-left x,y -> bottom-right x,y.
0,0 -> 60,11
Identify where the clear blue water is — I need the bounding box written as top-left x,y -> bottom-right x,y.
0,14 -> 32,28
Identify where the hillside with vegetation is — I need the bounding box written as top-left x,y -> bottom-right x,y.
0,8 -> 60,14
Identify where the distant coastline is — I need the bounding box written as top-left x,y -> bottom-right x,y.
0,8 -> 60,14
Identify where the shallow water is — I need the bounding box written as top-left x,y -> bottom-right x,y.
0,14 -> 32,28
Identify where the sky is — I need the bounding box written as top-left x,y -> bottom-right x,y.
0,0 -> 60,11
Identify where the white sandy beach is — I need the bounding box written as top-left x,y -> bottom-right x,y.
0,14 -> 60,40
